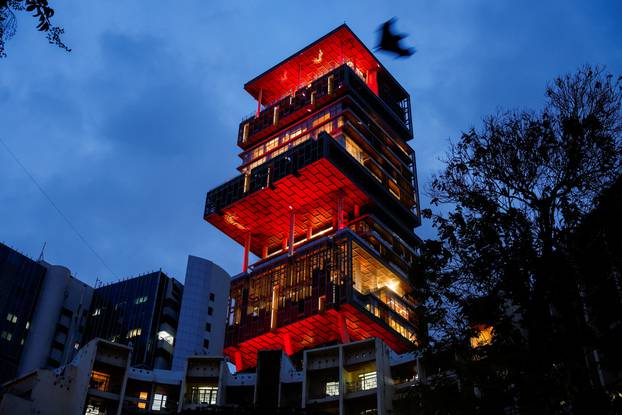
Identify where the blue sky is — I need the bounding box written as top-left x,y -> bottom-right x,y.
1,0 -> 620,285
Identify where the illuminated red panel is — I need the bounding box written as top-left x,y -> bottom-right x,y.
224,307 -> 413,371
204,158 -> 370,257
245,25 -> 381,105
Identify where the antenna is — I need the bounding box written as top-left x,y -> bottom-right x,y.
37,242 -> 47,262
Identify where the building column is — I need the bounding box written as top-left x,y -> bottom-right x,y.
256,88 -> 263,117
289,210 -> 296,256
242,233 -> 251,273
283,332 -> 294,356
337,313 -> 350,344
336,192 -> 345,230
234,351 -> 244,373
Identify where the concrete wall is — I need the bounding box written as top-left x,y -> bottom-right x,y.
172,256 -> 230,371
18,263 -> 93,376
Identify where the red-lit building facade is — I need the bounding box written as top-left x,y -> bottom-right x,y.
204,25 -> 422,372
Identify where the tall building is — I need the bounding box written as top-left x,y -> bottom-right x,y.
83,271 -> 183,370
0,243 -> 46,383
18,261 -> 93,375
0,243 -> 94,383
172,255 -> 231,371
204,24 -> 422,373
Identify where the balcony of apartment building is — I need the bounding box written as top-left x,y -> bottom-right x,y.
305,347 -> 341,402
205,133 -> 419,268
236,98 -> 419,220
238,64 -> 412,150
181,357 -> 224,410
223,230 -> 420,371
122,375 -> 180,414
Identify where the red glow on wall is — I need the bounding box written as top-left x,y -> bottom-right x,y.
224,307 -> 412,371
245,25 -> 381,106
205,158 -> 370,257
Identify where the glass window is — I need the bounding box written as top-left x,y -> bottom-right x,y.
134,296 -> 148,305
358,372 -> 377,390
1,331 -> 12,341
326,381 -> 339,396
209,293 -> 215,301
191,386 -> 218,405
127,328 -> 142,339
90,371 -> 111,392
208,307 -> 213,316
157,330 -> 174,346
6,313 -> 17,323
138,391 -> 148,409
205,322 -> 211,332
203,339 -> 210,349
152,393 -> 167,411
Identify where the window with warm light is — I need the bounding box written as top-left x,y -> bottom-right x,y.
326,381 -> 339,396
152,393 -> 167,411
90,371 -> 111,392
138,391 -> 148,409
127,328 -> 142,339
358,371 -> 377,390
470,325 -> 494,348
190,386 -> 218,405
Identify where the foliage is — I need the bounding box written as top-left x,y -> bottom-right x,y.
0,0 -> 69,58
413,65 -> 622,413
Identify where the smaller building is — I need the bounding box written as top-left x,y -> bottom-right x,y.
0,337 -> 421,415
0,338 -> 132,415
0,242 -> 47,384
172,256 -> 231,371
83,271 -> 183,370
19,261 -> 94,375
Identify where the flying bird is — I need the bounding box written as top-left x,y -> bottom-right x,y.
376,18 -> 415,58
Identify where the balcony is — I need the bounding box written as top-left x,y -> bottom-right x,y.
238,64 -> 412,149
204,132 -> 418,257
223,230 -> 419,370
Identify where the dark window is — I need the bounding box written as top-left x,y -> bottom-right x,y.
209,293 -> 215,301
208,307 -> 213,316
205,322 -> 211,332
203,339 -> 210,349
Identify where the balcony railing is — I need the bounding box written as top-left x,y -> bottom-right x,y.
205,132 -> 418,233
238,64 -> 412,148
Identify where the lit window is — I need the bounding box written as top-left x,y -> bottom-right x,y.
326,381 -> 339,396
157,330 -> 174,346
127,328 -> 142,339
135,296 -> 148,305
1,331 -> 12,341
152,393 -> 167,411
138,391 -> 148,409
191,386 -> 218,405
6,313 -> 17,323
358,372 -> 377,390
90,371 -> 111,392
92,308 -> 101,316
25,321 -> 30,329
470,325 -> 493,348
74,342 -> 80,350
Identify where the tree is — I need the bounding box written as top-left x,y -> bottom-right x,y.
0,0 -> 69,58
416,66 -> 622,413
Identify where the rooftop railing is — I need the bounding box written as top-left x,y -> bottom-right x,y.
238,64 -> 412,148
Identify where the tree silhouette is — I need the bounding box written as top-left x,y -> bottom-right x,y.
0,0 -> 69,58
411,65 -> 622,413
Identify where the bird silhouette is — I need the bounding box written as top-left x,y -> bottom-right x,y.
376,18 -> 415,58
